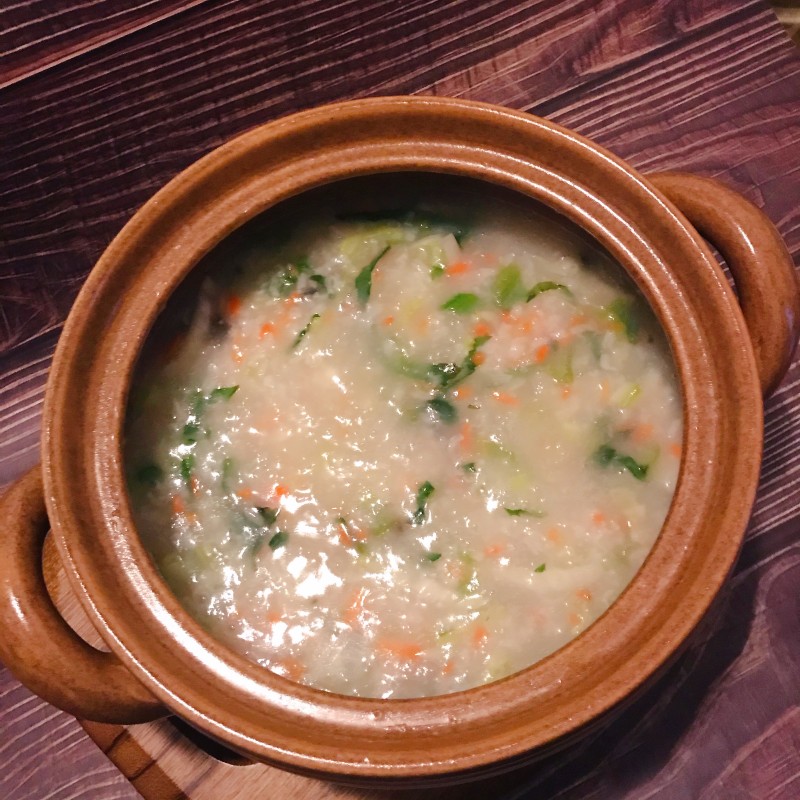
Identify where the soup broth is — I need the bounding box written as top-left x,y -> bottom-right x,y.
126,198 -> 681,698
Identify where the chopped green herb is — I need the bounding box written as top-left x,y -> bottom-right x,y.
426,395 -> 458,424
180,455 -> 195,483
425,552 -> 442,562
526,281 -> 569,302
493,264 -> 525,309
430,263 -> 445,279
505,507 -> 546,517
607,297 -> 639,343
181,422 -> 201,445
534,563 -> 546,573
592,444 -> 649,480
461,461 -> 477,473
355,245 -> 391,303
428,361 -> 460,387
544,340 -> 574,384
274,258 -> 312,296
412,480 -> 435,525
256,507 -> 279,526
291,313 -> 320,349
136,463 -> 163,487
209,385 -> 239,401
268,531 -> 290,550
441,292 -> 479,314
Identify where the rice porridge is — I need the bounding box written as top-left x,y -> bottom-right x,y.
125,201 -> 682,698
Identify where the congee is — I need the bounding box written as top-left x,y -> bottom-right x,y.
126,199 -> 681,698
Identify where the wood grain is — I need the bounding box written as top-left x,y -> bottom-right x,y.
1,0 -> 799,798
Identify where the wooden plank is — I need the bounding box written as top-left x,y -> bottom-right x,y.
1,0 -> 799,798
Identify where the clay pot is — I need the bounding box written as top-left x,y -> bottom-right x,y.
1,97 -> 798,787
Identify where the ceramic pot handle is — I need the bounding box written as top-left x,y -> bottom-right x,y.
648,172 -> 800,398
0,467 -> 165,723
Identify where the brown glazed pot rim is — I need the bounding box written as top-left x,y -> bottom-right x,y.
42,96 -> 762,782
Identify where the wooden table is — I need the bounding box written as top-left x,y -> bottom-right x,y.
2,1 -> 799,798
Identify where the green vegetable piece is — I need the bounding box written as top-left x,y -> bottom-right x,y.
441,292 -> 479,314
256,507 -> 279,526
493,264 -> 525,309
310,274 -> 328,292
412,480 -> 436,525
136,463 -> 163,487
526,281 -> 569,302
430,263 -> 445,279
355,245 -> 391,303
291,313 -> 321,349
607,297 -> 640,342
180,455 -> 195,483
592,444 -> 649,480
425,552 -> 442,562
209,385 -> 239,401
534,563 -> 546,573
181,422 -> 201,445
505,507 -> 545,517
545,341 -> 574,384
426,395 -> 458,424
583,330 -> 603,361
268,531 -> 290,550
461,461 -> 477,473
428,361 -> 460,387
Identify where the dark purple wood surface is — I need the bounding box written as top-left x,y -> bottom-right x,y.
1,1 -> 799,798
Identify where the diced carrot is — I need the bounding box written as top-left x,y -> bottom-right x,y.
546,527 -> 562,544
442,659 -> 454,676
190,475 -> 201,496
267,609 -> 283,624
337,519 -> 367,547
473,321 -> 492,337
236,487 -> 254,500
501,310 -> 515,325
570,313 -> 589,327
492,391 -> 519,406
287,291 -> 303,304
568,612 -> 582,628
382,315 -> 395,326
472,351 -> 486,366
259,322 -> 276,339
669,442 -> 682,458
226,295 -> 242,317
171,494 -> 185,516
272,657 -> 305,682
561,385 -> 572,400
632,423 -> 654,443
576,588 -> 592,602
378,639 -> 424,661
472,624 -> 489,647
483,543 -> 505,557
459,421 -> 474,453
445,261 -> 469,276
344,587 -> 368,627
592,511 -> 606,526
534,343 -> 550,364
452,385 -> 473,401
415,314 -> 430,334
231,343 -> 244,364
519,319 -> 534,334
274,484 -> 289,498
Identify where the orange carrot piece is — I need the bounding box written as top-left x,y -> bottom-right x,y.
236,487 -> 254,500
473,321 -> 492,337
171,494 -> 185,516
267,609 -> 283,624
632,423 -> 654,443
190,475 -> 201,496
472,351 -> 486,366
382,315 -> 395,326
483,543 -> 505,557
344,588 -> 368,627
459,421 -> 474,453
501,310 -> 515,325
568,612 -> 582,628
561,385 -> 572,400
274,484 -> 289,498
534,343 -> 550,364
576,588 -> 592,602
546,527 -> 562,544
492,391 -> 520,406
442,659 -> 454,676
452,385 -> 473,401
669,442 -> 682,458
472,624 -> 489,647
226,295 -> 242,317
231,343 -> 244,364
259,322 -> 276,339
445,260 -> 469,276
570,313 -> 589,327
378,639 -> 424,661
592,510 -> 606,526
